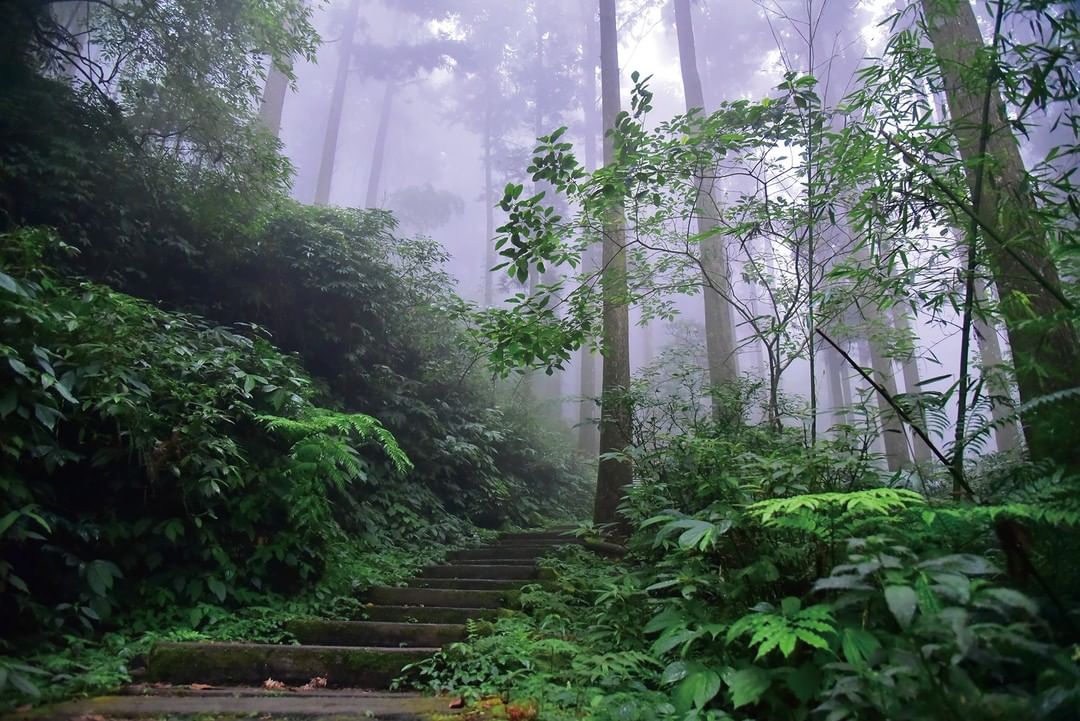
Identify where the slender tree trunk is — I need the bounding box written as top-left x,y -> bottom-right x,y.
259,66 -> 290,137
974,281 -> 1022,453
593,0 -> 633,527
672,0 -> 738,420
922,0 -> 1080,469
483,100 -> 496,309
865,325 -> 912,470
365,80 -> 396,208
314,0 -> 361,206
824,342 -> 852,429
891,306 -> 932,463
578,0 -> 601,456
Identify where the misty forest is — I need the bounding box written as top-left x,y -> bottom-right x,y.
2,0 -> 1080,718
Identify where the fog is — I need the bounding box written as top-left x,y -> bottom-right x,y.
270,0 -> 1047,462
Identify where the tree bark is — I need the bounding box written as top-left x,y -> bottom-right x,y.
974,281 -> 1022,454
593,0 -> 633,528
314,0 -> 361,206
866,322 -> 912,470
578,0 -> 601,456
891,306 -> 932,463
364,80 -> 396,208
673,0 -> 738,420
482,98 -> 496,308
259,66 -> 290,137
922,0 -> 1080,468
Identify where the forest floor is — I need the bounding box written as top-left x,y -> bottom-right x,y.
6,531 -> 577,721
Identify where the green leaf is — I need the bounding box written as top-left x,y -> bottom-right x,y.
884,585 -> 918,629
0,271 -> 20,294
208,577 -> 228,602
0,391 -> 17,418
85,560 -> 117,597
674,669 -> 722,711
841,627 -> 881,667
726,666 -> 770,709
0,511 -> 19,537
981,587 -> 1038,615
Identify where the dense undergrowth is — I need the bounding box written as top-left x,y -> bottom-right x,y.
411,370 -> 1080,721
0,70 -> 589,710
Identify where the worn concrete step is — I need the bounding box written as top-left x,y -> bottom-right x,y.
11,688 -> 456,720
147,642 -> 436,688
449,547 -> 551,560
286,618 -> 466,647
360,605 -> 502,624
421,564 -> 539,580
407,577 -> 530,591
366,586 -> 509,608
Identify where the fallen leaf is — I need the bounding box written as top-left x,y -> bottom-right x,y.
449,697 -> 465,709
189,683 -> 215,690
299,676 -> 328,690
263,677 -> 286,690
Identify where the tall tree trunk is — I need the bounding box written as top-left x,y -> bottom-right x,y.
314,0 -> 361,206
365,80 -> 396,208
922,0 -> 1080,469
593,0 -> 633,528
824,341 -> 852,429
259,66 -> 290,137
578,0 -> 601,456
672,0 -> 738,420
482,98 -> 496,309
892,306 -> 932,463
865,324 -> 912,470
974,281 -> 1022,454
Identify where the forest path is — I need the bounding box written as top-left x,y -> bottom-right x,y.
16,530 -> 581,721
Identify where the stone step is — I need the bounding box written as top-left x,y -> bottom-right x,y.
360,605 -> 502,624
286,618 -> 466,647
147,642 -> 436,688
366,586 -> 509,608
452,558 -> 536,566
13,688 -> 456,720
498,528 -> 576,540
448,547 -> 551,561
421,564 -> 539,580
407,577 -> 530,591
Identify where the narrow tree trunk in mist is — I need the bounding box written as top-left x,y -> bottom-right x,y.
892,306 -> 932,464
593,0 -> 633,528
259,66 -> 290,137
866,326 -> 911,470
974,281 -> 1022,454
922,0 -> 1080,468
673,0 -> 738,420
314,0 -> 361,206
824,342 -> 852,428
578,0 -> 601,457
365,80 -> 396,208
482,100 -> 496,308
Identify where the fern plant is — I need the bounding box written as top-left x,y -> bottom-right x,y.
259,409 -> 413,485
726,597 -> 835,660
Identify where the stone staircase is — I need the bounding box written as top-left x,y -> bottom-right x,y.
16,531 -> 586,720
143,530 -> 580,689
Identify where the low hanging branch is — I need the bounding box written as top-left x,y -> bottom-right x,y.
815,328 -> 976,501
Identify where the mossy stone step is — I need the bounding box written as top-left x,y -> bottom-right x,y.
146,642 -> 436,688
11,688 -> 455,720
366,586 -> 510,608
285,618 -> 466,648
407,577 -> 529,591
451,558 -> 536,566
360,604 -> 504,624
448,547 -> 551,560
421,564 -> 539,580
